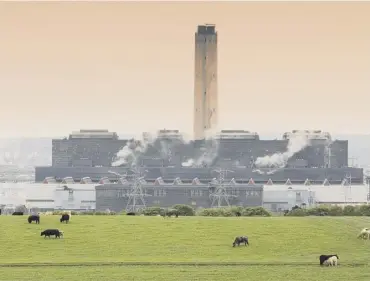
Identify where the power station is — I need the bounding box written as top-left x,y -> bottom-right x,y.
30,24 -> 366,212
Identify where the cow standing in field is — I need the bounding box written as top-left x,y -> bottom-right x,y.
40,229 -> 63,239
358,228 -> 370,240
60,214 -> 70,223
319,255 -> 339,266
28,214 -> 40,224
12,212 -> 24,216
233,236 -> 249,247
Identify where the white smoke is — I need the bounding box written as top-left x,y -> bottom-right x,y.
181,159 -> 194,167
159,140 -> 172,162
181,128 -> 219,168
254,133 -> 312,169
111,131 -> 158,167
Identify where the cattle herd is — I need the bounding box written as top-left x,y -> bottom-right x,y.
20,211 -> 70,239
8,210 -> 370,266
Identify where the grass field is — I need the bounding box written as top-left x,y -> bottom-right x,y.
1,215 -> 370,280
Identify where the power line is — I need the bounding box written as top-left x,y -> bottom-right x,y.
125,167 -> 151,212
209,169 -> 236,208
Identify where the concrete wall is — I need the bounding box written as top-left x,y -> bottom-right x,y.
54,189 -> 96,210
95,183 -> 263,212
0,183 -> 96,211
263,184 -> 369,211
263,189 -> 315,212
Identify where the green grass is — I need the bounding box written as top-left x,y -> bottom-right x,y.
2,266 -> 370,281
1,215 -> 370,280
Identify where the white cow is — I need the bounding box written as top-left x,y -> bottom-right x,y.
323,255 -> 339,266
358,228 -> 370,240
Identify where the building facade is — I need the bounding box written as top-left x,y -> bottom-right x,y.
194,24 -> 218,140
52,129 -> 127,167
95,182 -> 263,212
0,183 -> 96,212
263,184 -> 369,212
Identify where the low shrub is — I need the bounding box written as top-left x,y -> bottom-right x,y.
285,208 -> 308,217
286,204 -> 370,216
197,207 -> 271,217
141,207 -> 162,216
171,205 -> 195,216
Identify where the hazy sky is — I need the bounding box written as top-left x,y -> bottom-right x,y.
1,2 -> 370,138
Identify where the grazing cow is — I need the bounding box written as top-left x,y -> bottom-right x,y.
233,236 -> 249,247
319,255 -> 339,266
60,214 -> 70,223
358,228 -> 370,240
235,211 -> 241,217
28,215 -> 40,224
12,211 -> 24,216
126,212 -> 136,216
40,229 -> 62,239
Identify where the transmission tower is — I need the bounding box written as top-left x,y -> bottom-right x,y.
209,169 -> 237,208
125,167 -> 151,212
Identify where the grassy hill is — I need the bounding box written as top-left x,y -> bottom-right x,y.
1,215 -> 370,280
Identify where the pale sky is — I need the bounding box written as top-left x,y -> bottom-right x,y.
0,2 -> 370,138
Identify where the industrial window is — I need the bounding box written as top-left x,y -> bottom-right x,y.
116,189 -> 127,198
246,191 -> 258,197
231,189 -> 240,196
190,189 -> 203,197
154,189 -> 166,197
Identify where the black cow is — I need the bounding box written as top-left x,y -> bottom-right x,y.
60,214 -> 70,223
235,211 -> 241,217
233,236 -> 249,247
12,212 -> 24,216
319,254 -> 339,266
126,212 -> 136,216
28,215 -> 40,224
41,229 -> 63,239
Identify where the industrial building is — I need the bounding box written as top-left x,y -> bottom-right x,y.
95,179 -> 264,212
263,181 -> 369,212
0,182 -> 96,212
0,180 -> 369,213
35,129 -> 361,184
51,129 -> 127,167
34,24 -> 363,187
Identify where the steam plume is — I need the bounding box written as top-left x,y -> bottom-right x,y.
111,131 -> 158,167
254,133 -> 312,169
181,128 -> 219,168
